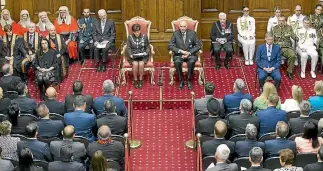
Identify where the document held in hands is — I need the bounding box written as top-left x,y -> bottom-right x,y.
96,41 -> 109,49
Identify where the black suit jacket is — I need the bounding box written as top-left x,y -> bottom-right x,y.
168,29 -> 201,57
246,166 -> 271,171
48,161 -> 85,171
64,93 -> 93,113
45,99 -> 65,115
97,113 -> 127,135
17,139 -> 52,162
87,141 -> 124,165
50,140 -> 86,163
304,162 -> 323,171
0,75 -> 22,92
93,20 -> 116,46
202,138 -> 235,158
11,96 -> 37,115
288,117 -> 318,136
11,116 -> 36,135
196,116 -> 226,136
0,97 -> 11,114
210,21 -> 234,42
228,113 -> 260,137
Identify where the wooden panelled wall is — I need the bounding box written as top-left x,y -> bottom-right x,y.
5,0 -> 318,60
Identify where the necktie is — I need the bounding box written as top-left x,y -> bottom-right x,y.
29,34 -> 33,45
62,19 -> 65,24
268,45 -> 271,61
182,32 -> 186,44
101,22 -> 105,33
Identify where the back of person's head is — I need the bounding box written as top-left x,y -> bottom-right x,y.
0,120 -> 12,136
36,103 -> 49,118
18,148 -> 34,170
240,99 -> 252,113
104,99 -> 116,113
72,81 -> 83,94
8,102 -> 20,126
215,144 -> 230,161
268,94 -> 280,107
303,120 -> 319,149
279,149 -> 295,166
314,80 -> 323,96
207,98 -> 220,116
103,80 -> 114,94
261,82 -> 277,99
318,118 -> 323,134
249,147 -> 263,164
91,150 -> 108,171
234,78 -> 245,93
16,82 -> 27,95
276,121 -> 289,138
291,85 -> 303,104
60,145 -> 73,162
245,124 -> 257,140
299,100 -> 311,116
214,120 -> 227,138
2,63 -> 11,75
97,125 -> 111,140
204,82 -> 215,95
73,95 -> 86,109
318,145 -> 323,161
63,125 -> 75,140
25,122 -> 38,138
45,87 -> 57,99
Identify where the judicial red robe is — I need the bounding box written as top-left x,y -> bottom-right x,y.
0,21 -> 22,36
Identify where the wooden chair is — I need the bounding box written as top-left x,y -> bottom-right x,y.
169,16 -> 204,86
121,16 -> 155,86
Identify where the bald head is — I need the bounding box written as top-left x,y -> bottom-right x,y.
98,125 -> 111,140
63,125 -> 75,140
46,87 -> 57,99
179,20 -> 188,33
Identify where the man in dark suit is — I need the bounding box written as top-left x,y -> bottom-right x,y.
0,87 -> 11,115
304,145 -> 323,171
206,144 -> 238,171
48,144 -> 85,171
247,147 -> 271,171
87,125 -> 124,165
257,94 -> 287,137
93,9 -> 116,72
264,121 -> 296,158
36,103 -> 64,137
235,124 -> 265,158
289,100 -> 317,135
93,79 -> 127,117
210,12 -> 234,70
97,99 -> 127,135
168,20 -> 202,90
11,82 -> 37,115
194,82 -> 225,117
202,120 -> 235,158
44,87 -> 65,115
0,64 -> 22,99
256,32 -> 281,90
65,80 -> 93,114
196,98 -> 226,136
64,95 -> 96,142
50,125 -> 86,163
223,78 -> 253,114
17,122 -> 53,161
229,99 -> 259,137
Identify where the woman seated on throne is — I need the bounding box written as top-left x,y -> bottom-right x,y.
126,24 -> 150,88
33,39 -> 57,100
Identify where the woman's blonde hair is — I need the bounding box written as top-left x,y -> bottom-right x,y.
0,120 -> 12,135
260,82 -> 278,99
291,85 -> 303,104
314,80 -> 323,96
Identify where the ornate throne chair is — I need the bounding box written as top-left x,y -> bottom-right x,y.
120,16 -> 155,86
169,16 -> 204,85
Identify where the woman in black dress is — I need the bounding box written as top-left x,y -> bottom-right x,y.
34,39 -> 57,100
126,24 -> 150,88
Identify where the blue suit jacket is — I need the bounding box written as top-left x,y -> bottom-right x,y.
93,94 -> 127,117
223,92 -> 253,113
256,43 -> 281,71
17,139 -> 53,162
235,140 -> 265,158
64,110 -> 96,142
257,106 -> 287,137
264,138 -> 296,158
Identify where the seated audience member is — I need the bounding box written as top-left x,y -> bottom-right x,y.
304,145 -> 323,171
16,148 -> 44,171
289,101 -> 317,136
235,124 -> 265,158
65,81 -> 93,113
196,98 -> 225,136
223,79 -> 253,114
308,80 -> 323,113
253,82 -> 281,112
93,80 -> 127,117
228,99 -> 259,137
0,87 -> 11,115
87,125 -> 124,165
64,95 -> 96,142
44,87 -> 65,115
257,94 -> 286,137
50,125 -> 86,163
295,120 -> 323,153
282,85 -> 303,112
17,122 -> 52,161
0,64 -> 22,99
202,120 -> 235,158
0,120 -> 20,161
247,147 -> 270,171
8,102 -> 34,135
11,82 -> 37,115
97,99 -> 127,135
36,103 -> 64,137
265,121 -> 296,158
90,150 -> 116,171
274,149 -> 303,171
206,144 -> 238,171
48,145 -> 85,171
194,82 -> 224,117
0,146 -> 14,171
